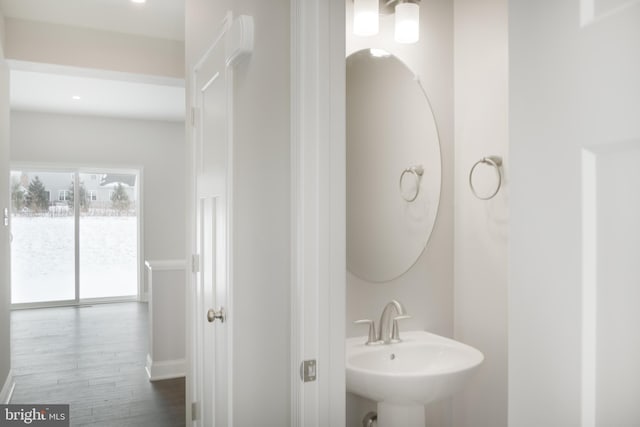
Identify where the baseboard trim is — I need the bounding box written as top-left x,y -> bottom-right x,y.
0,370 -> 15,404
145,354 -> 185,381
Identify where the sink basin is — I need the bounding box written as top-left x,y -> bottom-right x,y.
346,330 -> 483,427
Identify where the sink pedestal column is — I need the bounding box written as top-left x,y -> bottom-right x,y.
377,402 -> 425,427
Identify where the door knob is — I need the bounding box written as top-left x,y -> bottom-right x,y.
207,308 -> 225,323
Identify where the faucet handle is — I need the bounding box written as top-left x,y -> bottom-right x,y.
391,315 -> 411,342
354,319 -> 379,345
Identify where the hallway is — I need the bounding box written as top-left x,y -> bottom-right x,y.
10,302 -> 185,427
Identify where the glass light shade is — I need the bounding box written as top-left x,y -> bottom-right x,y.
353,0 -> 379,36
395,2 -> 420,44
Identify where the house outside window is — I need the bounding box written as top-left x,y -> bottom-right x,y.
58,190 -> 70,201
88,191 -> 97,201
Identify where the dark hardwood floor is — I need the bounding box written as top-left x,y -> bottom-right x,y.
10,302 -> 185,427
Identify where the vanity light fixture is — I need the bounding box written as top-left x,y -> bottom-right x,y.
394,1 -> 420,44
353,0 -> 379,36
352,0 -> 421,44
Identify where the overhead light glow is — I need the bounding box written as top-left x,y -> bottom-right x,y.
131,0 -> 146,4
71,96 -> 81,100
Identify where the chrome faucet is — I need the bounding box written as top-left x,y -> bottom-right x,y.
378,300 -> 411,344
353,319 -> 378,345
353,299 -> 411,345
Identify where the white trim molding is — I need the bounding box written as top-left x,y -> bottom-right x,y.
0,370 -> 15,404
145,355 -> 186,381
290,0 -> 346,426
145,259 -> 187,271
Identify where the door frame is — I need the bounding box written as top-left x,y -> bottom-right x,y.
185,3 -> 346,425
9,162 -> 143,308
290,0 -> 346,426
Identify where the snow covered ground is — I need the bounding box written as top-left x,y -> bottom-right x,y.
11,216 -> 137,304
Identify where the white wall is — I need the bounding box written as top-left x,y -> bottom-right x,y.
0,9 -> 13,402
345,2 -> 454,426
453,0 -> 508,426
10,111 -> 186,268
186,1 -> 291,425
4,18 -> 184,79
146,261 -> 186,381
0,12 -> 4,47
228,3 -> 290,422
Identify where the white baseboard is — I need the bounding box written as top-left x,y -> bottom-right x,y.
145,354 -> 185,381
0,370 -> 15,404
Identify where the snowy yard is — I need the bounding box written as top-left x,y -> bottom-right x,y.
11,216 -> 137,304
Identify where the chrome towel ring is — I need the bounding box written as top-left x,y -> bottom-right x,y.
469,156 -> 503,200
399,165 -> 424,202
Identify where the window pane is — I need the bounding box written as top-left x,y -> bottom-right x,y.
79,172 -> 138,299
10,170 -> 75,303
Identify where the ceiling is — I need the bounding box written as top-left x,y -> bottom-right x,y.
10,67 -> 185,122
0,0 -> 184,41
1,0 -> 185,122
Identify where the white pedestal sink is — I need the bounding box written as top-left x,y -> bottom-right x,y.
346,331 -> 484,427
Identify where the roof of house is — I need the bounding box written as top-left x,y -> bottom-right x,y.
100,174 -> 136,187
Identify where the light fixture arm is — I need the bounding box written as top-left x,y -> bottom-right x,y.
352,0 -> 421,15
379,0 -> 421,14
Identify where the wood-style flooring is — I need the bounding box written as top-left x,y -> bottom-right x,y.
10,302 -> 185,427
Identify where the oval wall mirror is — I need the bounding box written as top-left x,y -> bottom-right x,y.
347,49 -> 442,282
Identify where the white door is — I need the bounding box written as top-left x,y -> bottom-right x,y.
510,0 -> 640,426
192,30 -> 230,427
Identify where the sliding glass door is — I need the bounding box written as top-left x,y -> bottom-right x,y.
10,168 -> 140,306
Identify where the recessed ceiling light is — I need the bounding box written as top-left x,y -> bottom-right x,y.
131,0 -> 146,3
72,96 -> 81,100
